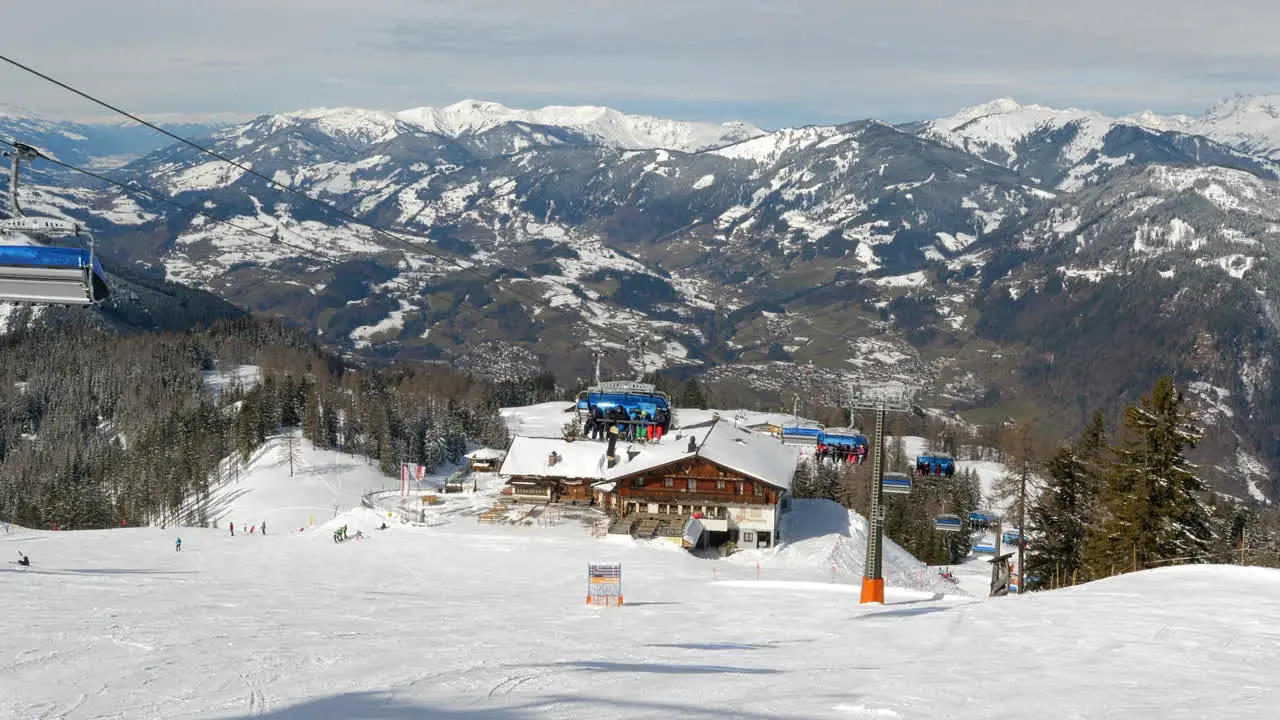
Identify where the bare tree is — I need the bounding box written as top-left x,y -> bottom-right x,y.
287,433 -> 303,477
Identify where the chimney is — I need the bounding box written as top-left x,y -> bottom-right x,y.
687,436 -> 697,453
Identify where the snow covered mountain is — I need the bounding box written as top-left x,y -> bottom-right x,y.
0,107 -> 228,168
10,95 -> 1280,500
909,98 -> 1279,190
396,99 -> 764,153
197,99 -> 764,162
1128,95 -> 1280,162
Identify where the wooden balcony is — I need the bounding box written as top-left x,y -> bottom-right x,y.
616,486 -> 777,507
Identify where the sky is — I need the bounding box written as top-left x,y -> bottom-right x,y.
3,0 -> 1280,129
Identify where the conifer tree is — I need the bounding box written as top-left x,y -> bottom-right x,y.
812,460 -> 841,502
302,383 -> 322,445
1084,376 -> 1214,576
677,377 -> 708,409
1026,411 -> 1106,589
791,459 -> 817,499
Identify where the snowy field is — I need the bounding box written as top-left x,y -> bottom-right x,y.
5,489 -> 1280,717
4,404 -> 1278,718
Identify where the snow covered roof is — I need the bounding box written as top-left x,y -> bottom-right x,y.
466,448 -> 507,461
499,419 -> 799,491
499,437 -> 610,480
742,413 -> 824,429
697,422 -> 800,491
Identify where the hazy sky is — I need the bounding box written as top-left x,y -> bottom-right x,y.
3,0 -> 1280,128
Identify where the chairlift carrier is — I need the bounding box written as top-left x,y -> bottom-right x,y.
779,425 -> 822,446
934,513 -> 963,533
916,453 -> 956,475
820,428 -> 868,448
576,380 -> 671,418
881,472 -> 912,495
0,142 -> 108,306
968,510 -> 997,525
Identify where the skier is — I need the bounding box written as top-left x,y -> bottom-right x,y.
261,521 -> 267,536
230,521 -> 235,537
17,551 -> 29,566
175,537 -> 182,552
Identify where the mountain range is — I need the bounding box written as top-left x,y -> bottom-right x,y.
5,94 -> 1280,502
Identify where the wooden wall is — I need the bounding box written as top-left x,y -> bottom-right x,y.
614,458 -> 781,507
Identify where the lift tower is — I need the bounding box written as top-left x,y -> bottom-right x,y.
847,385 -> 923,604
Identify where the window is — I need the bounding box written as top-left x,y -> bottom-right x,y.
664,478 -> 674,488
688,479 -> 697,491
631,478 -> 643,488
736,482 -> 744,495
716,480 -> 726,490
742,531 -> 755,544
754,483 -> 762,496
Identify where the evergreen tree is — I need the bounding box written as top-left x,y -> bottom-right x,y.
1026,412 -> 1106,589
302,382 -> 322,445
791,459 -> 817,499
677,377 -> 707,409
1084,376 -> 1214,576
812,461 -> 841,502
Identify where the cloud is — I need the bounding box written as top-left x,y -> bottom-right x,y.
2,0 -> 1280,127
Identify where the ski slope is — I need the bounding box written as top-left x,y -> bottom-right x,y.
4,405 -> 1271,717
181,432 -> 397,532
3,505 -> 1278,718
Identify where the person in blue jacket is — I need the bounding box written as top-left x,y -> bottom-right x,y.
175,537 -> 182,552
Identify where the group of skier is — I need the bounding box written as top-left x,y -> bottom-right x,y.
815,442 -> 866,465
227,520 -> 266,536
584,404 -> 670,443
916,459 -> 956,478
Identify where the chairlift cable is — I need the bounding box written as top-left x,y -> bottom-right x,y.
0,54 -> 699,370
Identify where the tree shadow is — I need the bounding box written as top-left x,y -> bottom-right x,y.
223,691 -> 526,719
646,642 -> 770,651
621,601 -> 682,606
540,660 -> 782,675
856,605 -> 951,620
0,567 -> 197,576
888,592 -> 945,606
225,690 -> 822,720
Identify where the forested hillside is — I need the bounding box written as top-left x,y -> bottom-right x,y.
0,317 -> 511,530
787,376 -> 1280,574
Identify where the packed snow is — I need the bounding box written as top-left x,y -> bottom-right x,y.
5,401 -> 1278,717
4,497 -> 1277,717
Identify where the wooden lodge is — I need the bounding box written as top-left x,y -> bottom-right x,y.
466,448 -> 507,473
497,419 -> 799,549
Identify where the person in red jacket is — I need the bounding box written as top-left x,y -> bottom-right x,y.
230,521 -> 235,536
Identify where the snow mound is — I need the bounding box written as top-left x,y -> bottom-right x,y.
730,499 -> 950,594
